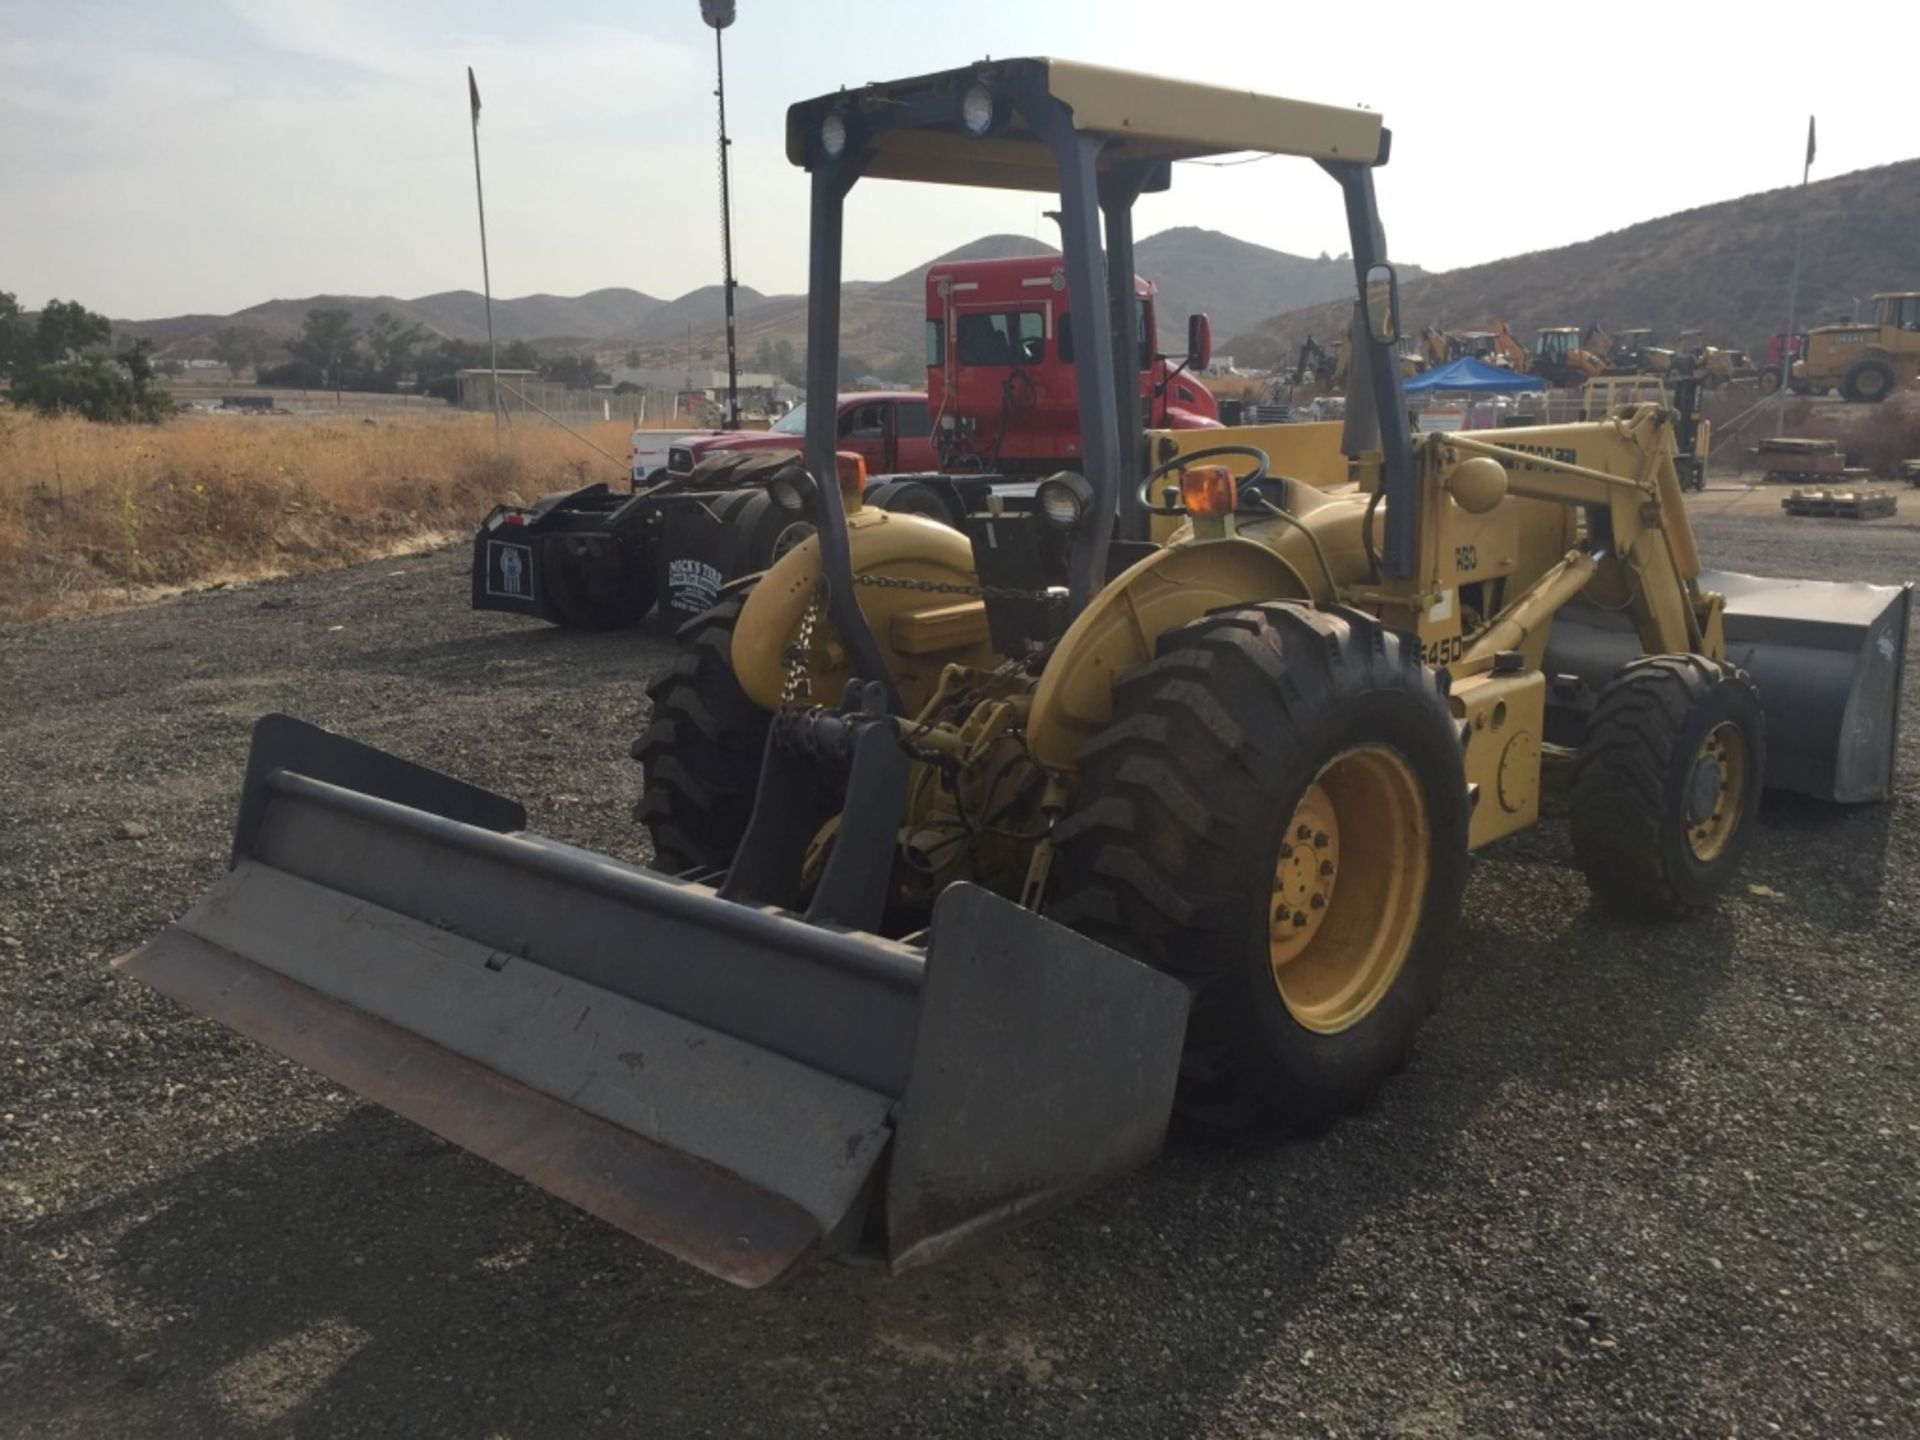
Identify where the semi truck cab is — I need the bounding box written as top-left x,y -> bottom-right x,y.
925,254 -> 1219,475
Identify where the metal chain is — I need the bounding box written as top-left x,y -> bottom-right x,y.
780,585 -> 822,707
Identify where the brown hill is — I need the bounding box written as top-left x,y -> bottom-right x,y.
114,226 -> 1389,375
1225,158 -> 1920,369
117,288 -> 670,357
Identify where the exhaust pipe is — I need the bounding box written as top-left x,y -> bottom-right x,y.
115,716 -> 1188,1286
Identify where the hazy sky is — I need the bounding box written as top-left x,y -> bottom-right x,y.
2,1 -> 1911,319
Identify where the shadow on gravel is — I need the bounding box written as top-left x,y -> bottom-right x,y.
1747,790 -> 1898,935
15,867 -> 1741,1437
338,622 -> 676,690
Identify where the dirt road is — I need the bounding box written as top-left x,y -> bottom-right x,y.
2,501 -> 1914,1437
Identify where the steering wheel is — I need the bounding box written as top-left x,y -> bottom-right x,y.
1137,444 -> 1271,516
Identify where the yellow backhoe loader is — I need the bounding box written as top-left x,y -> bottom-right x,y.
118,60 -> 1914,1293
1644,330 -> 1757,388
1488,319 -> 1530,370
1530,325 -> 1610,388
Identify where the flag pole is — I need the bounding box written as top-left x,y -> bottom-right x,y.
701,2 -> 741,431
1776,115 -> 1815,437
469,66 -> 502,450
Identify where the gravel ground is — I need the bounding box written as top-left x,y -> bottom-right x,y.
1,490 -> 1915,1438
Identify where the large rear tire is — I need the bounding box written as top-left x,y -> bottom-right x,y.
867,478 -> 963,527
729,490 -> 817,574
1841,359 -> 1896,404
632,582 -> 769,874
1048,603 -> 1470,1132
1570,655 -> 1764,917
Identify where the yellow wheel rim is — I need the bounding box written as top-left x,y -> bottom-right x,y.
1268,744 -> 1429,1034
1685,722 -> 1746,862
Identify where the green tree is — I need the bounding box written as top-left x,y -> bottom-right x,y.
117,336 -> 157,385
624,347 -> 642,369
211,326 -> 269,380
409,338 -> 544,402
538,352 -> 609,389
751,336 -> 802,386
367,310 -> 429,386
11,353 -> 174,422
33,299 -> 112,363
0,292 -> 28,378
286,307 -> 362,387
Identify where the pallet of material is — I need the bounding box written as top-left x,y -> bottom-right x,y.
1757,437 -> 1846,481
1782,487 -> 1899,520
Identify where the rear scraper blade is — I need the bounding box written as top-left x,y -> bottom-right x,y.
114,716 -> 1189,1286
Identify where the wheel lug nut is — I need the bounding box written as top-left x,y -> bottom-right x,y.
1293,911 -> 1308,928
1310,894 -> 1325,910
1296,825 -> 1312,841
1313,832 -> 1330,849
1279,843 -> 1293,860
1319,860 -> 1335,877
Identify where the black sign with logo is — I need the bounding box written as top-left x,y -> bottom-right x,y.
485,540 -> 535,601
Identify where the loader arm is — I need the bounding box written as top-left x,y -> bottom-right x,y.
1439,408 -> 1717,674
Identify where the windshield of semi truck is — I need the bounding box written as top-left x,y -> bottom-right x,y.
771,404 -> 808,434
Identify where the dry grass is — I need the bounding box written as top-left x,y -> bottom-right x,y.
0,410 -> 634,620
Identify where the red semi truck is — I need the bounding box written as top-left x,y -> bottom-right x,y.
924,252 -> 1219,474
472,254 -> 1219,628
631,253 -> 1220,482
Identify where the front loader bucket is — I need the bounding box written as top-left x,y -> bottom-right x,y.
1545,571 -> 1913,803
115,716 -> 1188,1287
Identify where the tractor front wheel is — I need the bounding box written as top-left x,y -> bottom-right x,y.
1842,359 -> 1897,404
633,581 -> 769,874
1048,602 -> 1470,1132
1570,655 -> 1764,917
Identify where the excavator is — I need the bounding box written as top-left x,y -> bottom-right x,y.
114,59 -> 1913,1293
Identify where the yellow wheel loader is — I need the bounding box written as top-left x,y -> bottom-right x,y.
118,60 -> 1914,1291
1792,292 -> 1920,402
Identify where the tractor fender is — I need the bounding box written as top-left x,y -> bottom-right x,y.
731,507 -> 995,714
1026,537 -> 1311,772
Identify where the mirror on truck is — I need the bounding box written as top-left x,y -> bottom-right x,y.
1365,265 -> 1400,345
1186,313 -> 1212,373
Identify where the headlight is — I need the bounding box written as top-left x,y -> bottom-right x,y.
769,468 -> 818,514
1035,471 -> 1092,529
960,84 -> 996,137
667,446 -> 695,474
820,112 -> 847,158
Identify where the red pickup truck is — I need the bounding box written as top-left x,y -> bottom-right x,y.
630,392 -> 938,486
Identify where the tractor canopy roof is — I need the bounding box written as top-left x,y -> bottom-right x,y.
785,58 -> 1386,192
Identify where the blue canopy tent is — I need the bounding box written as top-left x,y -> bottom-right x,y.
1403,357 -> 1543,394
